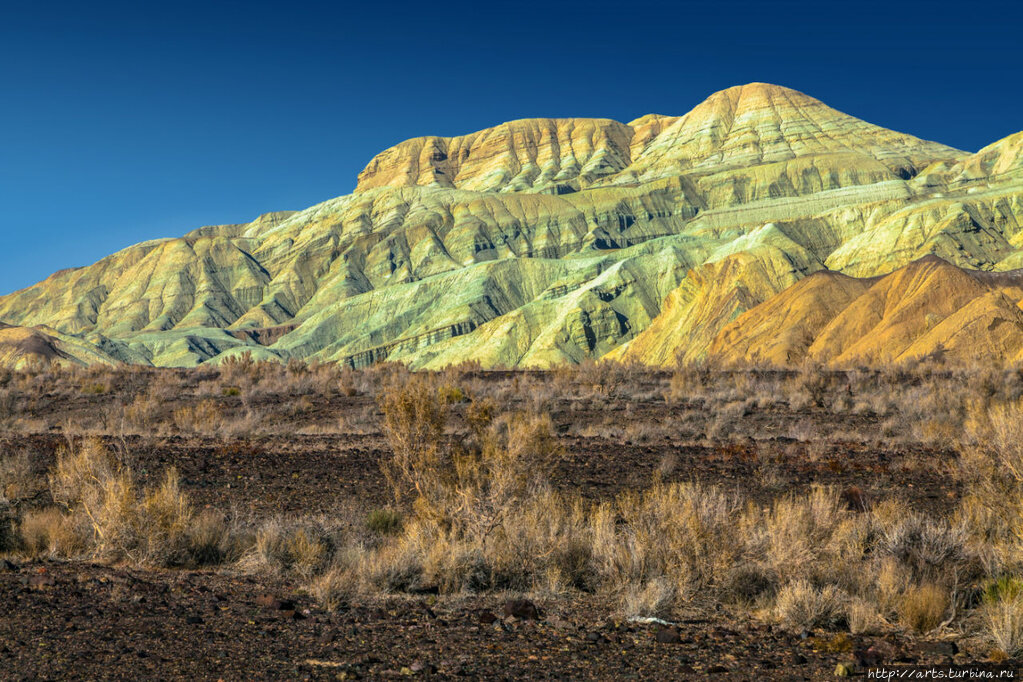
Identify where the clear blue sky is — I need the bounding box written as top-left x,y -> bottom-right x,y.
2,0 -> 1020,296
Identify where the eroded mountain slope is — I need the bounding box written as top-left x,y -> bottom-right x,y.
704,256 -> 1023,366
1,83 -> 1020,368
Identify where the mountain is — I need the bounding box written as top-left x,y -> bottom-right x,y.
0,83 -> 1020,369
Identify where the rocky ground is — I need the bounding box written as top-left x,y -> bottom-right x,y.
0,559 -> 987,680
0,368 -> 1015,679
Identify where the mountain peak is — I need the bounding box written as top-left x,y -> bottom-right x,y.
355,83 -> 962,195
713,81 -> 811,99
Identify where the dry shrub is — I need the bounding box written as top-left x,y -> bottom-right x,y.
0,388 -> 15,424
45,438 -> 238,566
0,450 -> 35,503
621,577 -> 676,619
18,508 -> 85,557
667,362 -> 710,402
359,534 -> 428,593
307,566 -> 358,611
185,509 -> 248,565
590,482 -> 740,601
764,486 -> 847,583
897,583 -> 948,633
721,562 -> 777,606
173,399 -> 224,434
379,373 -> 560,558
874,557 -> 912,616
486,490 -> 592,591
879,515 -> 972,584
420,410 -> 553,544
218,352 -> 263,388
249,517 -> 336,578
785,362 -> 830,408
774,579 -> 847,630
554,359 -> 641,398
122,391 -> 163,432
366,509 -> 403,536
984,594 -> 1023,658
338,367 -> 361,397
957,398 -> 1023,571
847,597 -> 882,635
148,370 -> 184,401
377,375 -> 446,503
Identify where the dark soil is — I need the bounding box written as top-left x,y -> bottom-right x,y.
0,559 -> 991,680
0,370 -> 988,678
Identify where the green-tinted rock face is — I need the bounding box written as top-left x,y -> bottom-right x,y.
1,82 -> 1021,369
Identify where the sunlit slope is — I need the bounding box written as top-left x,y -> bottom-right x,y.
704,256 -> 1023,366
2,83 -> 1020,368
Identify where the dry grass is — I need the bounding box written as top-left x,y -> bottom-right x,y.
897,583 -> 949,633
621,577 -> 675,619
377,375 -> 446,504
30,438 -> 246,566
773,580 -> 847,630
0,450 -> 35,503
984,594 -> 1023,658
173,399 -> 224,434
247,517 -> 337,578
9,360 -> 1023,647
306,566 -> 357,611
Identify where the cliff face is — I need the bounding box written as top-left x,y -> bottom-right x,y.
2,83 -> 1021,369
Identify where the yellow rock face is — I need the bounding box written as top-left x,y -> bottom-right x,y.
1,83 -> 1020,368
704,256 -> 1023,367
356,118 -> 636,193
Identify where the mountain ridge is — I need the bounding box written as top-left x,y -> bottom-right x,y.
0,83 -> 1019,369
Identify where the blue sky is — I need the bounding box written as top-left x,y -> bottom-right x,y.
2,0 -> 1020,296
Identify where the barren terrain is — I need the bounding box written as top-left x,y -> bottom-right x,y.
1,360 -> 1021,679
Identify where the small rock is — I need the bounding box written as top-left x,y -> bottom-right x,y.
27,574 -> 55,589
255,594 -> 296,611
585,632 -> 601,643
854,645 -> 886,667
478,611 -> 497,624
920,640 -> 958,658
546,616 -> 572,630
835,662 -> 855,677
503,598 -> 539,620
655,627 -> 681,644
840,486 -> 868,512
410,661 -> 436,674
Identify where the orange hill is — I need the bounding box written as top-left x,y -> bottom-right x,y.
706,256 -> 1023,366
